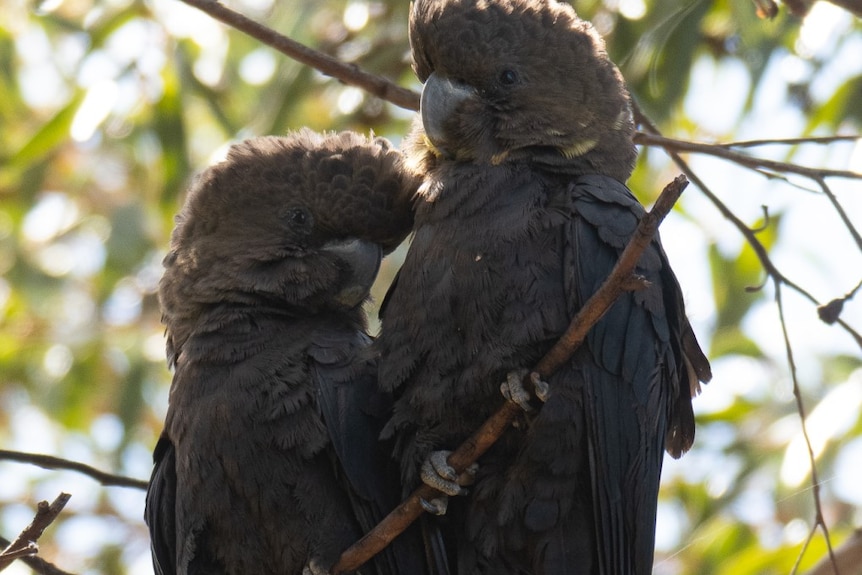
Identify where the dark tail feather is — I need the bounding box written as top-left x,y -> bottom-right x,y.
421,516 -> 452,575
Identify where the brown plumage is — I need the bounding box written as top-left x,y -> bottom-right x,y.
375,1 -> 712,574
144,130 -> 437,575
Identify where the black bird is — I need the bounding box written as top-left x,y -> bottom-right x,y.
145,130 -> 436,575
375,1 -> 712,573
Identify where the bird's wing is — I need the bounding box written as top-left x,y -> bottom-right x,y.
145,436 -> 178,575
311,328 -> 450,575
562,173 -> 702,574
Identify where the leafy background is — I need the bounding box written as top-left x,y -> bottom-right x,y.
0,0 -> 860,573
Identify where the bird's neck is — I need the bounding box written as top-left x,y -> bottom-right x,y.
163,301 -> 366,368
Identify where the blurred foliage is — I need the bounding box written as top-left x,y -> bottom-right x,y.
0,0 -> 860,573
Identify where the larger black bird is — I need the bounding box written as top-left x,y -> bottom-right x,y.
145,130 -> 432,575
375,1 -> 712,574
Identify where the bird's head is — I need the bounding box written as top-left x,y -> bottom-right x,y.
408,0 -> 636,181
159,130 -> 417,322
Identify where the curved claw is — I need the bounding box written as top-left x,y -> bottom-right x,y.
420,496 -> 449,516
530,371 -> 551,402
501,369 -> 550,411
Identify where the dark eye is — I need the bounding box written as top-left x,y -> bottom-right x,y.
282,206 -> 313,230
499,69 -> 519,86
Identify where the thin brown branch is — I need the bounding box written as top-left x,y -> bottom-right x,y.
714,134 -> 861,149
177,0 -> 421,111
813,176 -> 862,253
776,281 -> 840,575
633,132 -> 862,180
0,450 -> 148,490
0,493 -> 71,572
331,175 -> 689,574
791,522 -> 820,575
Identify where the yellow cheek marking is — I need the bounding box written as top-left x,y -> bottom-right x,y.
423,134 -> 443,157
490,150 -> 510,165
561,138 -> 598,158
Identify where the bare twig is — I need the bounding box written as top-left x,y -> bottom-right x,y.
777,281 -> 840,575
331,175 -> 689,574
813,175 -> 862,253
714,134 -> 861,149
0,493 -> 71,572
177,0 -> 420,111
633,132 -> 862,180
0,450 -> 148,490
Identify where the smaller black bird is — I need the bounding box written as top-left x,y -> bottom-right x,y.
144,130 -> 433,575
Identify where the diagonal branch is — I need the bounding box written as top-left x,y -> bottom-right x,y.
331,174 -> 689,574
177,0 -> 420,110
0,450 -> 148,490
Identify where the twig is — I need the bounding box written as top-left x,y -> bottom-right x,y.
714,134 -> 861,149
813,175 -> 862,253
0,493 -> 71,572
633,132 -> 862,180
777,281 -> 840,575
331,174 -> 689,574
0,450 -> 148,490
177,0 -> 420,111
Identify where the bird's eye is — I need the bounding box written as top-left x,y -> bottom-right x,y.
282,206 -> 313,230
499,69 -> 519,86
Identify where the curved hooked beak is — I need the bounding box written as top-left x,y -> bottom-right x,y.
321,237 -> 382,309
420,71 -> 475,157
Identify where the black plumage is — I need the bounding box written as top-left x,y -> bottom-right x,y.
375,1 -> 712,574
144,130 -> 434,575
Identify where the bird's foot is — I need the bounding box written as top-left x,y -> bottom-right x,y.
420,450 -> 478,500
500,369 -> 550,411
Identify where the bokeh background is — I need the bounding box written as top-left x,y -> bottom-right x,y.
0,0 -> 860,573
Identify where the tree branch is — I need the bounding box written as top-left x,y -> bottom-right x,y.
777,281 -> 840,575
177,0 -> 420,111
633,132 -> 862,180
0,450 -> 148,490
0,493 -> 71,572
714,134 -> 861,149
331,174 -> 689,574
